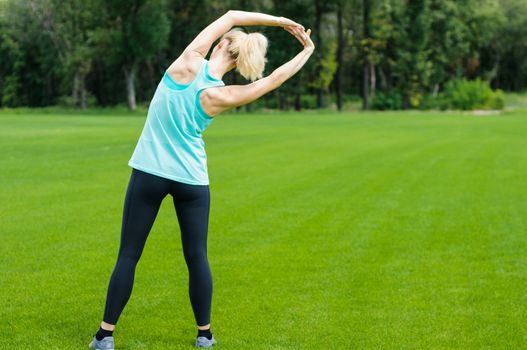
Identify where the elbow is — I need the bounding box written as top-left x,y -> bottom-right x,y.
270,72 -> 285,88
223,10 -> 233,23
224,10 -> 238,21
224,10 -> 238,27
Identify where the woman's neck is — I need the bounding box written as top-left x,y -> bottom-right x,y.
207,56 -> 234,80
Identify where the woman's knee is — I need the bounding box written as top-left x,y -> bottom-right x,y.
183,249 -> 209,267
117,248 -> 143,264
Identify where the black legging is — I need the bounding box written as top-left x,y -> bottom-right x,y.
102,168 -> 212,327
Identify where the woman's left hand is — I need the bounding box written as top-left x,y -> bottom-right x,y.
283,25 -> 312,48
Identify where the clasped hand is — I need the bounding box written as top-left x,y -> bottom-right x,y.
277,17 -> 315,52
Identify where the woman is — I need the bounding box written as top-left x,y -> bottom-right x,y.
89,10 -> 314,350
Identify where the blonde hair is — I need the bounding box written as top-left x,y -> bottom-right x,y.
221,28 -> 268,81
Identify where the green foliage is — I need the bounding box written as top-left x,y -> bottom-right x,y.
0,0 -> 526,109
427,0 -> 475,86
89,0 -> 170,66
440,78 -> 505,110
0,28 -> 22,107
418,93 -> 443,110
309,40 -> 338,91
264,0 -> 316,103
97,0 -> 170,64
391,0 -> 432,107
488,0 -> 527,91
377,78 -> 505,111
1,76 -> 20,107
371,91 -> 404,110
57,93 -> 97,108
426,0 -> 503,87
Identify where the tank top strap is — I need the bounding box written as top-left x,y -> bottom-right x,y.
193,59 -> 225,92
161,59 -> 222,92
191,59 -> 225,122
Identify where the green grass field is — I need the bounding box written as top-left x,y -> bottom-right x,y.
1,109 -> 526,349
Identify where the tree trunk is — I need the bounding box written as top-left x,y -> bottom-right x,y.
315,0 -> 324,108
231,72 -> 241,112
72,71 -> 87,109
403,93 -> 410,109
146,60 -> 155,96
379,67 -> 387,90
124,65 -> 137,111
335,1 -> 344,111
363,63 -> 369,110
370,61 -> 376,97
79,74 -> 87,110
432,83 -> 440,97
279,92 -> 286,110
491,53 -> 500,89
72,72 -> 79,105
294,93 -> 301,111
362,0 -> 371,110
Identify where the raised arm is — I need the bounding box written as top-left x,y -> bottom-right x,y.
227,10 -> 304,28
200,28 -> 315,116
184,10 -> 304,58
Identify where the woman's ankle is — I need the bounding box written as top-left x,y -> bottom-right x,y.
101,321 -> 116,331
197,327 -> 213,340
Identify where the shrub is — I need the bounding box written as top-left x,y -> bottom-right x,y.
57,93 -> 97,109
371,91 -> 404,110
440,78 -> 504,110
419,94 -> 439,110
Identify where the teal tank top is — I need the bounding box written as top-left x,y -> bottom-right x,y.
128,58 -> 225,185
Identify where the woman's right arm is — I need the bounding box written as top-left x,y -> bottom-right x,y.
201,28 -> 315,115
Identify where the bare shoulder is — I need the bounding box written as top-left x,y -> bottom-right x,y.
200,76 -> 278,116
166,50 -> 204,85
200,86 -> 232,117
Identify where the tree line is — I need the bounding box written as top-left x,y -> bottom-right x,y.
0,0 -> 526,111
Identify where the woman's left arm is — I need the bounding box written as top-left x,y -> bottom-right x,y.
227,10 -> 304,28
184,10 -> 303,58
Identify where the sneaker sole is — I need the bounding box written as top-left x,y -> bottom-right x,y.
88,340 -> 114,350
195,339 -> 217,348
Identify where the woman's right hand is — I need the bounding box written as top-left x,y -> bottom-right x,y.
284,26 -> 315,53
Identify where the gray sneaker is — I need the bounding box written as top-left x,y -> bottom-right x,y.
88,336 -> 114,350
196,335 -> 217,348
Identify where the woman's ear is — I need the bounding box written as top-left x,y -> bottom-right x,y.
217,38 -> 228,49
211,38 -> 224,55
